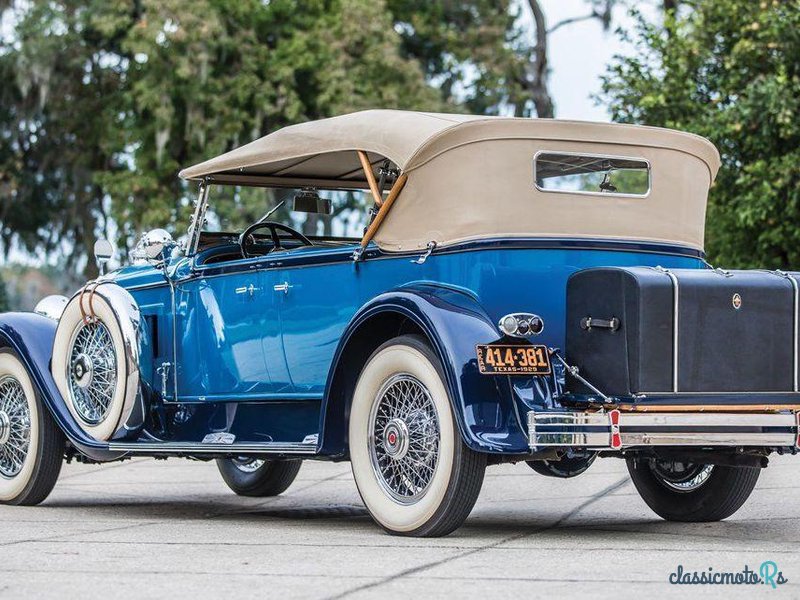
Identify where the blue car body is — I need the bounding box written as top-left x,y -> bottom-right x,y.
0,237 -> 703,461
9,111 -> 800,536
6,110 -> 798,535
9,109 -> 795,469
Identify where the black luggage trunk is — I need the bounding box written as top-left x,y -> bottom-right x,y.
565,267 -> 799,396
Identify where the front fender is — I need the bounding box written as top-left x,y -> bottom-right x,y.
320,283 -> 530,456
0,312 -> 123,461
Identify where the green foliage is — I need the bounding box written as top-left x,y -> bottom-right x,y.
386,0 -> 537,115
600,0 -> 800,269
0,0 -> 458,274
0,274 -> 8,312
0,0 -> 591,275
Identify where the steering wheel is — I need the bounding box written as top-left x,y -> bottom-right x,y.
238,221 -> 313,258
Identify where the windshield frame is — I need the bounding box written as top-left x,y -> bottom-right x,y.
185,180 -> 372,257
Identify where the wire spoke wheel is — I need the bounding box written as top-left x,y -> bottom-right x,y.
627,454 -> 760,522
651,460 -> 715,493
67,320 -> 118,425
368,373 -> 440,504
233,458 -> 265,473
350,336 -> 486,536
0,376 -> 31,478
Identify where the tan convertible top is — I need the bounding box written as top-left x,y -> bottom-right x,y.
180,110 -> 721,251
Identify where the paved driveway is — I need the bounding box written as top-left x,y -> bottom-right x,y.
1,454 -> 798,599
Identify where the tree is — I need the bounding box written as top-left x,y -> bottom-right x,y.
0,0 -> 443,275
386,1 -> 618,119
0,2 -> 127,277
0,274 -> 9,312
599,0 -> 800,269
386,1 -> 536,115
1,0 -> 614,276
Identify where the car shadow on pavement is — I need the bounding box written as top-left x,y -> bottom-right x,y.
43,496 -> 373,522
458,514 -> 780,544
242,505 -> 370,520
40,496 -> 779,544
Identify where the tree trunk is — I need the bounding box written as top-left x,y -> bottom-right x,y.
302,214 -> 319,237
82,210 -> 99,280
525,0 -> 554,118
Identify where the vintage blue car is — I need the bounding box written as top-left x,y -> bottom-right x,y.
1,110 -> 798,536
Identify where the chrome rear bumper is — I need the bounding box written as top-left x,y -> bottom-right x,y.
527,410 -> 800,450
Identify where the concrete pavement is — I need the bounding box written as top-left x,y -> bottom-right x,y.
1,454 -> 798,599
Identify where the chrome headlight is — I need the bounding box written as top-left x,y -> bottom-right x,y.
34,295 -> 68,321
131,228 -> 176,266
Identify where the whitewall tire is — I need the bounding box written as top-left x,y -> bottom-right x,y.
0,349 -> 64,505
349,335 -> 486,537
52,292 -> 130,441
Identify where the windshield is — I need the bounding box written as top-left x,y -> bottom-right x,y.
202,186 -> 371,239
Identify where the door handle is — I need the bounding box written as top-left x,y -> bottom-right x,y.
235,284 -> 258,297
273,282 -> 291,294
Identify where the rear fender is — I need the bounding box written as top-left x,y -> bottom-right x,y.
0,312 -> 122,461
319,283 -> 530,456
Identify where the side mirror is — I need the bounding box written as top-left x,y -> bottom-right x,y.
292,189 -> 333,215
134,229 -> 175,266
93,239 -> 114,275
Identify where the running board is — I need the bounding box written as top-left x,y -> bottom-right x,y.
527,410 -> 800,450
107,441 -> 318,456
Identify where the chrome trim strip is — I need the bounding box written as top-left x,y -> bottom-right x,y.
796,412 -> 800,449
121,282 -> 169,292
172,392 -> 323,403
655,266 -> 679,392
776,270 -> 799,392
528,410 -> 798,449
108,441 -> 318,455
527,411 -> 612,447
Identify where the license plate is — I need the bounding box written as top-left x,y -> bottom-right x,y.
476,344 -> 552,375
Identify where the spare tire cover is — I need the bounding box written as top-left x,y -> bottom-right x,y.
51,284 -> 141,441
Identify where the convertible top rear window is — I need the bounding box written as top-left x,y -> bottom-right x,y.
534,152 -> 650,197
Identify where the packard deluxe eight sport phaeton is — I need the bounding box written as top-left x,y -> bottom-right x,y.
1,110 -> 798,536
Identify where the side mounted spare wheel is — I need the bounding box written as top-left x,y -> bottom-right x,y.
51,283 -> 143,441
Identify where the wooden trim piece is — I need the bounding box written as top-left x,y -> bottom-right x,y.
360,174 -> 408,249
619,404 -> 800,413
357,150 -> 383,207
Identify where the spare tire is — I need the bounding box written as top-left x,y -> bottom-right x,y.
51,283 -> 143,441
